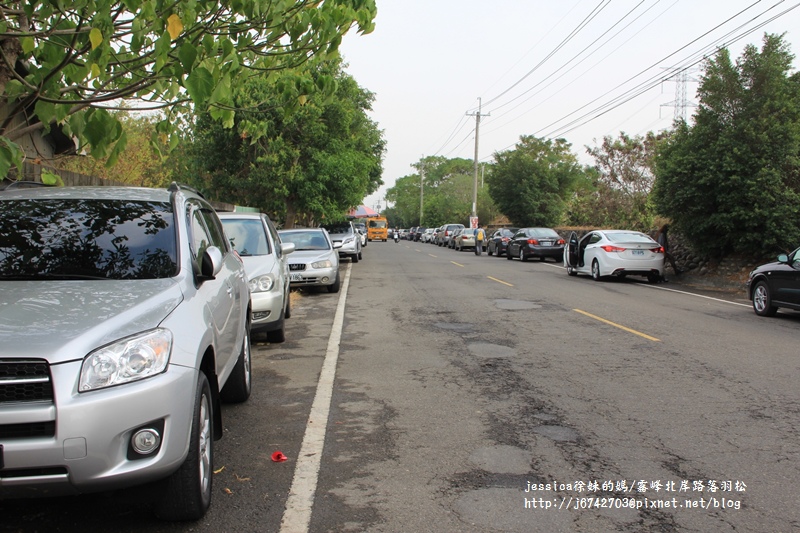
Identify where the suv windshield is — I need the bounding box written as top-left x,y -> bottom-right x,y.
0,198 -> 178,280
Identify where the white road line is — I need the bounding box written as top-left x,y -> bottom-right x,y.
280,264 -> 351,533
543,262 -> 749,307
639,282 -> 750,307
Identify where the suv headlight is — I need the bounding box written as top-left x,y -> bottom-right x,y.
343,237 -> 354,244
312,260 -> 333,269
249,274 -> 275,293
79,329 -> 172,392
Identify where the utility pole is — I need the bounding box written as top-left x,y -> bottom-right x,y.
466,98 -> 489,223
419,163 -> 424,224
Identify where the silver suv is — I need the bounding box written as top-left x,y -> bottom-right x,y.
0,184 -> 251,521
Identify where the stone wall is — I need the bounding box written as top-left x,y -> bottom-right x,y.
666,233 -> 761,292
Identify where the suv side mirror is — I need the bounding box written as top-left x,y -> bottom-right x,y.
198,246 -> 224,281
281,242 -> 296,255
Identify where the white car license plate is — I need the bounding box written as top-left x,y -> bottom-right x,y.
542,241 -> 552,246
632,250 -> 645,256
290,273 -> 303,281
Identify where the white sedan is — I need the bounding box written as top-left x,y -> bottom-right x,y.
564,230 -> 665,283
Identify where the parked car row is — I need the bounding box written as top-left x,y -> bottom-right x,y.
408,223 -> 668,284
0,183 -> 366,523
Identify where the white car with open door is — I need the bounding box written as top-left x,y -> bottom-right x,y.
564,230 -> 665,283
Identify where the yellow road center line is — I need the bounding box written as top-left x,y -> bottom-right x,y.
488,276 -> 514,287
451,261 -> 465,268
573,309 -> 660,342
428,254 -> 438,258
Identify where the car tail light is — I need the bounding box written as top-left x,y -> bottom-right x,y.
527,239 -> 540,245
600,245 -> 626,253
557,239 -> 565,245
651,246 -> 665,253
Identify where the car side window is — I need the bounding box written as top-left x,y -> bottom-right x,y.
265,217 -> 281,258
199,205 -> 228,252
589,233 -> 602,244
189,205 -> 212,261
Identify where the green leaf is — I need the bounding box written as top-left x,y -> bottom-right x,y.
0,138 -> 25,179
34,101 -> 57,130
178,41 -> 197,74
20,37 -> 35,54
4,80 -> 26,100
106,131 -> 128,167
84,109 -> 120,159
41,169 -> 64,186
185,67 -> 214,105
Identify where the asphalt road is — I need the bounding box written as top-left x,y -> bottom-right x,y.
3,240 -> 799,532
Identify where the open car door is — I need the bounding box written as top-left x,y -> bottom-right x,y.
565,231 -> 579,275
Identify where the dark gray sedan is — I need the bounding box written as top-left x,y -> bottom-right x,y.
506,227 -> 565,262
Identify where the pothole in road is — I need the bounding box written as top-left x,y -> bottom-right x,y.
494,299 -> 543,310
469,445 -> 532,475
532,425 -> 581,443
468,342 -> 516,358
453,487 -> 573,533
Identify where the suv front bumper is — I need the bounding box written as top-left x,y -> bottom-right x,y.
0,361 -> 196,497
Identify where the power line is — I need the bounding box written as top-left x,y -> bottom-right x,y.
480,0 -> 675,135
479,0 -> 613,109
486,0 -> 655,116
540,1 -> 800,139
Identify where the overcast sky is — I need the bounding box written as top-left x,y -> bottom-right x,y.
338,0 -> 800,210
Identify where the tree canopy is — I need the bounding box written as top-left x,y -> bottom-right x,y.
488,135 -> 586,228
0,0 -> 376,176
652,33 -> 800,257
572,131 -> 662,230
177,58 -> 384,226
385,156 -> 498,228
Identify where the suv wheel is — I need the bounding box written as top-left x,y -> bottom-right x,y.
156,373 -> 214,521
221,326 -> 253,402
351,253 -> 359,263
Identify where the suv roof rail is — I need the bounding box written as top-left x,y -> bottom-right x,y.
168,182 -> 206,199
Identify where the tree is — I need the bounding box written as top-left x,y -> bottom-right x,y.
576,131 -> 663,230
52,109 -> 172,187
652,34 -> 800,257
178,58 -> 384,226
385,156 -> 497,228
0,0 -> 376,176
488,135 -> 586,227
